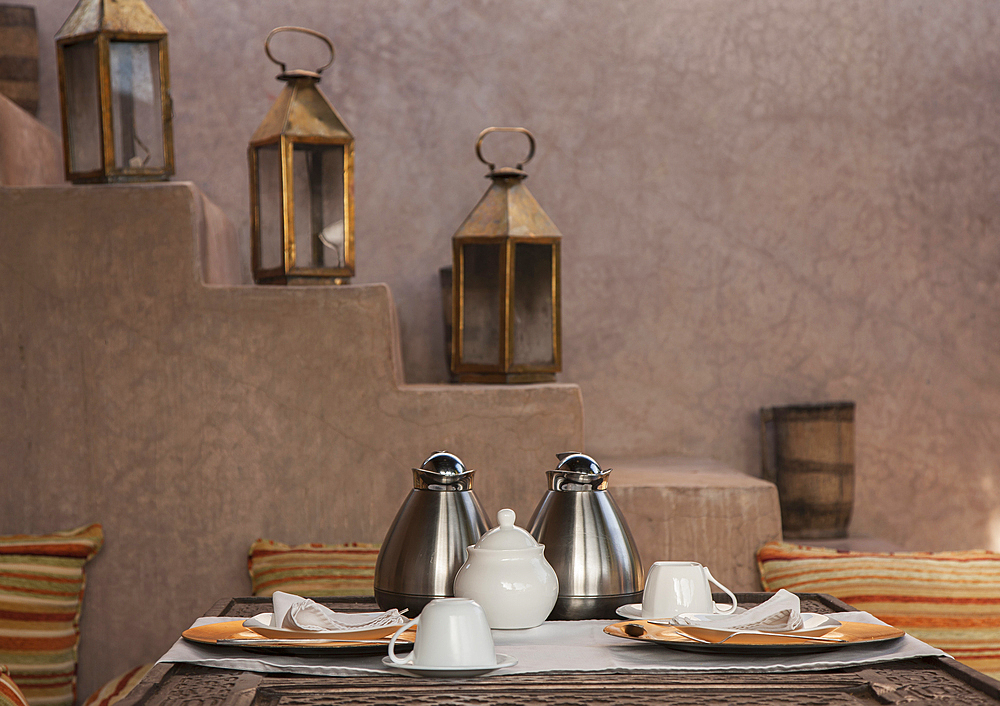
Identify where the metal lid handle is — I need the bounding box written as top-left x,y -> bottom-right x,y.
476,127 -> 535,173
265,26 -> 335,75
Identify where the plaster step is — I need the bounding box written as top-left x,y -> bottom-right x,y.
0,92 -> 62,186
609,456 -> 783,592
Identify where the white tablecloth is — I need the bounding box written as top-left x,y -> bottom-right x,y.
157,611 -> 948,677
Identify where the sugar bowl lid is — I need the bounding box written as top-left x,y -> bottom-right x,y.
474,509 -> 540,550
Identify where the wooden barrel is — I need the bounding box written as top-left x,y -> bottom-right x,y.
760,402 -> 855,539
0,5 -> 39,115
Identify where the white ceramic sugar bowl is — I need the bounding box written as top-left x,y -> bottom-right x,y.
453,508 -> 559,629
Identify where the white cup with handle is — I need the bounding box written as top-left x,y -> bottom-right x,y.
640,561 -> 738,619
387,597 -> 496,667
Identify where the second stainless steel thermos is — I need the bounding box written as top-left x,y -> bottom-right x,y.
374,451 -> 490,615
528,452 -> 644,619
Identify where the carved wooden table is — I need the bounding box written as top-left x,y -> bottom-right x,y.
120,594 -> 1000,706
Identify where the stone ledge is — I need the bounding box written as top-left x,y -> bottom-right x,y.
608,456 -> 783,592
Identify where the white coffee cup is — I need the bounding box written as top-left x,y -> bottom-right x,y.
387,597 -> 496,667
641,561 -> 738,619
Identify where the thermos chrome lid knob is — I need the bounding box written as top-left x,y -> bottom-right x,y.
412,450 -> 476,491
421,451 -> 467,474
555,452 -> 602,474
549,452 -> 610,491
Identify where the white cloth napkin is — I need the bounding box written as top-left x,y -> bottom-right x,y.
667,589 -> 805,632
270,591 -> 405,631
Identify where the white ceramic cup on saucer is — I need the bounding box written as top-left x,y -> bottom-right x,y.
387,597 -> 496,667
640,561 -> 738,619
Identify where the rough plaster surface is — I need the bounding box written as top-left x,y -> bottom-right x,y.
610,456 -> 782,592
0,183 -> 585,698
20,0 -> 1000,588
0,93 -> 62,186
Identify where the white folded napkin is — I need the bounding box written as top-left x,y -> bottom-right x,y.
667,589 -> 805,632
270,591 -> 406,632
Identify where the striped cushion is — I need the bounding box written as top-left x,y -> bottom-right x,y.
758,541 -> 1000,678
82,664 -> 153,706
0,524 -> 103,706
0,666 -> 30,706
248,539 -> 379,597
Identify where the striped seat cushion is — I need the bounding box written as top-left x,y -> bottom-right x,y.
0,524 -> 103,706
758,541 -> 1000,678
248,539 -> 380,597
0,666 -> 30,706
81,664 -> 153,706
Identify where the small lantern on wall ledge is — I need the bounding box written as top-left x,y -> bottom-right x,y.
249,26 -> 355,285
55,0 -> 174,183
451,127 -> 562,384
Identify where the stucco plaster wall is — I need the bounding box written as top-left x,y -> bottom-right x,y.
0,94 -> 62,186
21,3 -> 1000,550
0,183 -> 584,698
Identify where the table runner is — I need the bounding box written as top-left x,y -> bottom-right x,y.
158,611 -> 947,677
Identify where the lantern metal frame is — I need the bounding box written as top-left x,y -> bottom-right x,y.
55,0 -> 174,183
451,127 -> 562,384
248,27 -> 355,285
452,235 -> 562,383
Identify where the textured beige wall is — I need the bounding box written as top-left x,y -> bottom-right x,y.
0,183 -> 584,698
0,94 -> 62,186
22,3 -> 1000,549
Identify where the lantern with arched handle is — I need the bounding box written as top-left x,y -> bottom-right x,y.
249,26 -> 355,285
451,127 -> 562,383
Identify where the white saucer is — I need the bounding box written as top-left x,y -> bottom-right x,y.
615,603 -> 746,620
381,653 -> 517,678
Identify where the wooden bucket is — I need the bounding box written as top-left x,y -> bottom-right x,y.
760,402 -> 855,539
0,5 -> 39,115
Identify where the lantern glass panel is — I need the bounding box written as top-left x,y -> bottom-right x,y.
62,40 -> 101,173
460,242 -> 501,365
291,143 -> 346,270
255,143 -> 283,270
109,41 -> 164,170
512,243 -> 555,366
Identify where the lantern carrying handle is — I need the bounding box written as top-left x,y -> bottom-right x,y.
476,127 -> 536,173
265,26 -> 335,75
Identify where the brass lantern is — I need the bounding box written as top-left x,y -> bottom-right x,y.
451,127 -> 562,383
249,27 -> 355,285
55,0 -> 174,183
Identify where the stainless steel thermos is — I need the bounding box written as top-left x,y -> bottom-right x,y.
527,452 -> 644,619
374,451 -> 490,615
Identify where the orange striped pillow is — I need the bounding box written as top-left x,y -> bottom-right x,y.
0,524 -> 103,706
758,541 -> 1000,678
0,666 -> 30,706
81,664 -> 153,706
248,539 -> 379,597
